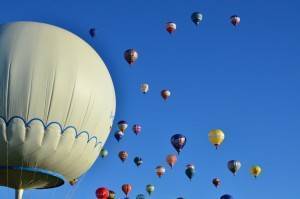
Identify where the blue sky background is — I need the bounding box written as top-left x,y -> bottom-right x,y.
1,0 -> 300,198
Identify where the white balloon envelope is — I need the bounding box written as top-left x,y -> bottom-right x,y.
0,22 -> 116,195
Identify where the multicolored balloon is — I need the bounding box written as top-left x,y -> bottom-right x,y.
212,178 -> 221,188
166,154 -> 177,168
124,49 -> 138,65
141,83 -> 149,94
185,164 -> 195,180
156,166 -> 166,178
114,130 -> 124,142
171,134 -> 187,154
208,129 -> 225,149
161,89 -> 171,100
221,194 -> 234,199
132,124 -> 142,135
119,151 -> 129,162
228,160 -> 242,175
118,120 -> 128,132
146,184 -> 155,195
166,22 -> 176,34
96,187 -> 110,199
250,165 -> 262,178
134,157 -> 143,167
122,184 -> 132,197
191,12 -> 203,26
230,15 -> 240,26
108,190 -> 116,199
100,148 -> 108,158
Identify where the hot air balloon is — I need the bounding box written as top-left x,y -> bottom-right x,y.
171,134 -> 187,154
69,178 -> 78,186
166,154 -> 177,168
230,15 -> 240,26
250,165 -> 262,178
177,198 -> 184,199
228,160 -> 242,175
96,187 -> 110,199
208,129 -> 225,149
122,184 -> 132,197
166,22 -> 176,34
161,89 -> 171,100
141,83 -> 149,94
136,194 -> 146,199
108,190 -> 116,199
146,184 -> 155,195
132,124 -> 142,135
134,157 -> 143,167
212,178 -> 221,188
118,120 -> 128,132
100,148 -> 109,158
191,12 -> 203,26
0,22 -> 116,199
119,151 -> 129,162
185,164 -> 195,180
124,49 -> 138,65
221,194 -> 233,199
156,166 -> 166,178
115,130 -> 124,142
89,28 -> 96,38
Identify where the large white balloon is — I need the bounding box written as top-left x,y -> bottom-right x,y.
0,22 -> 116,191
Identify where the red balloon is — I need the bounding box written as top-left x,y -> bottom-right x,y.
122,184 -> 132,196
96,187 -> 110,199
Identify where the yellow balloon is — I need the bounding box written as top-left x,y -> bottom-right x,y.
208,129 -> 225,149
250,166 -> 262,178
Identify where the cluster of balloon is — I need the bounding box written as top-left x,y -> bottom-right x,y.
185,164 -> 196,181
100,148 -> 109,158
166,154 -> 177,168
122,184 -> 132,197
134,157 -> 143,167
166,22 -> 177,34
132,124 -> 142,135
230,15 -> 241,26
124,49 -> 138,65
156,166 -> 166,178
228,160 -> 242,176
119,151 -> 129,162
171,134 -> 187,154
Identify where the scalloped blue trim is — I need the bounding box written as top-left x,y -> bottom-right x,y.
0,116 -> 102,147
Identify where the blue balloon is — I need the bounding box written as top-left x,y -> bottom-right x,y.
171,134 -> 187,154
221,194 -> 233,199
136,194 -> 145,199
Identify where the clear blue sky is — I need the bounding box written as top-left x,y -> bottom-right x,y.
1,0 -> 300,198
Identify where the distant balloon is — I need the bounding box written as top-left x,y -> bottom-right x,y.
156,166 -> 166,178
166,154 -> 177,168
89,28 -> 96,38
108,190 -> 116,199
136,194 -> 146,199
177,197 -> 184,199
132,124 -> 142,135
250,165 -> 262,178
161,89 -> 171,100
141,83 -> 149,94
185,164 -> 195,180
69,178 -> 78,186
124,49 -> 138,65
230,15 -> 240,26
166,22 -> 176,34
96,187 -> 110,199
100,148 -> 108,158
134,157 -> 143,167
212,178 -> 221,188
208,129 -> 225,149
119,151 -> 129,162
191,12 -> 203,26
221,194 -> 234,199
114,130 -> 124,142
171,134 -> 187,154
228,160 -> 242,175
122,184 -> 132,197
118,120 -> 128,132
146,184 -> 155,195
